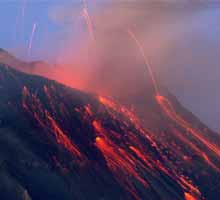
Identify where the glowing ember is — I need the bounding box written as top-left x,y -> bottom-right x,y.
98,96 -> 117,110
22,86 -> 83,160
184,192 -> 197,200
156,94 -> 220,162
128,29 -> 159,94
95,136 -> 148,200
45,111 -> 82,158
28,22 -> 37,56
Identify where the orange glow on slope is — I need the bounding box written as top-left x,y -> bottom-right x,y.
201,152 -> 220,172
98,96 -> 141,130
92,120 -> 104,135
20,83 -> 203,200
184,192 -> 197,200
98,96 -> 117,110
129,137 -> 201,199
98,95 -> 202,199
179,176 -> 200,195
129,146 -> 148,165
22,86 -> 83,160
172,128 -> 220,172
156,95 -> 220,162
95,136 -> 148,200
93,119 -> 151,199
128,146 -> 154,170
45,111 -> 82,158
84,104 -> 93,116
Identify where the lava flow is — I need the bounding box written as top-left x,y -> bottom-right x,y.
127,27 -> 220,173
1,64 -> 212,199
22,85 -> 83,161
156,94 -> 220,171
97,94 -> 202,200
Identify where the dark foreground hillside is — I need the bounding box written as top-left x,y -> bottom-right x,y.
0,64 -> 220,200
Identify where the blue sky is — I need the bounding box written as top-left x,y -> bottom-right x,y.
0,0 -> 89,61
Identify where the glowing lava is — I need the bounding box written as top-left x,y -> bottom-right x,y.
22,85 -> 83,160
156,94 -> 220,171
184,192 -> 197,200
94,134 -> 149,200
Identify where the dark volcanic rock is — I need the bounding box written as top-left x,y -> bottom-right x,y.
0,64 -> 195,200
0,63 -> 219,200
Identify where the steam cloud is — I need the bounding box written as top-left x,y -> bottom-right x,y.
46,1 -> 196,99
3,1 -> 220,130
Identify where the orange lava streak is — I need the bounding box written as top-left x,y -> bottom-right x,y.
22,86 -> 82,159
172,128 -> 220,172
92,120 -> 104,135
45,111 -> 82,158
84,104 -> 93,116
127,29 -> 159,94
28,22 -> 37,56
156,95 -> 220,171
129,146 -> 152,168
179,176 -> 200,195
184,192 -> 197,200
98,96 -> 117,110
156,95 -> 220,160
95,136 -> 148,200
202,152 -> 220,172
98,96 -> 141,128
93,120 -> 150,199
98,95 -> 202,199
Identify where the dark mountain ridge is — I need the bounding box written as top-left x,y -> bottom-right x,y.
0,64 -> 191,200
0,51 -> 220,200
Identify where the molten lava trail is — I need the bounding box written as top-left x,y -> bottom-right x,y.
22,86 -> 83,160
156,95 -> 220,163
127,26 -> 220,171
128,28 -> 220,172
96,96 -> 203,199
128,29 -> 159,95
28,22 -> 37,56
184,192 -> 197,200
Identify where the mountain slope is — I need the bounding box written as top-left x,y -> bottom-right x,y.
1,48 -> 220,199
119,80 -> 220,200
0,64 -> 202,200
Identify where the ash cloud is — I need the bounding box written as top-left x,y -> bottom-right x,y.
47,1 -> 194,98
3,1 -> 220,131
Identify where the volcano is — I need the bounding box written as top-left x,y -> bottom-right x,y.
0,53 -> 220,200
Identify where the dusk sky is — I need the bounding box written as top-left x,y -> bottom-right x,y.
1,1 -> 220,131
0,0 -> 92,61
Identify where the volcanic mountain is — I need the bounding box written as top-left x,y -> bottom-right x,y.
0,53 -> 220,200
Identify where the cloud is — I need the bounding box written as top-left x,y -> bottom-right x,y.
14,1 -> 220,130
